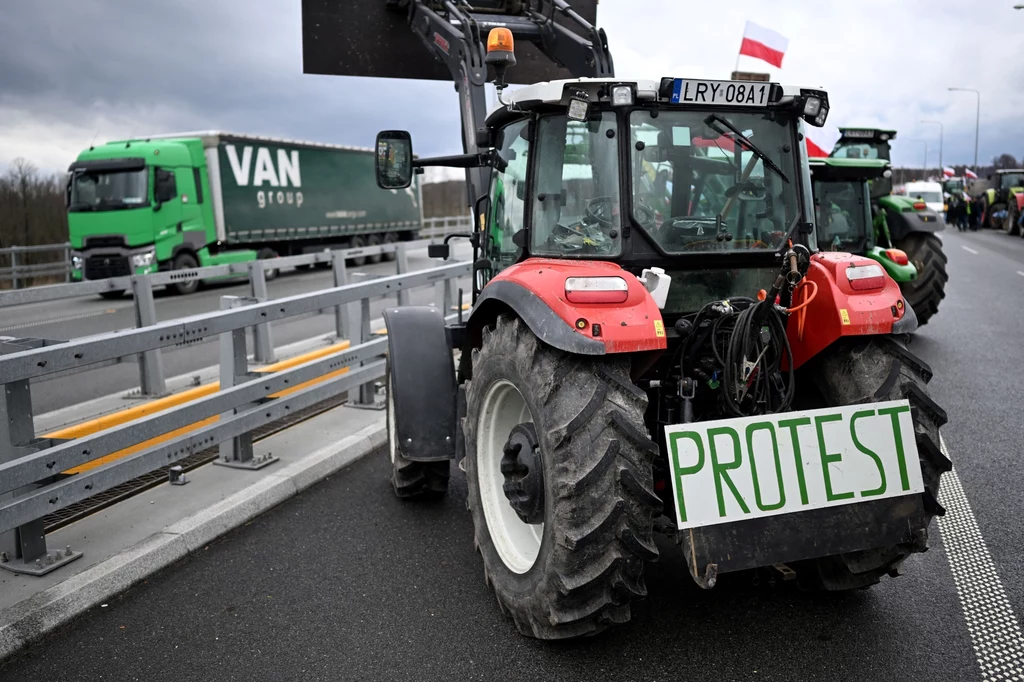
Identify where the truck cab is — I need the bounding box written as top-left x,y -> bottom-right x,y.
68,138 -> 214,294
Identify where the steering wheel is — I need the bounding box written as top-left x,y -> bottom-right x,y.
585,196 -> 618,227
632,193 -> 663,227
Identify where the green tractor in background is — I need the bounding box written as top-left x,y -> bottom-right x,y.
970,169 -> 1024,233
811,158 -> 917,282
829,128 -> 947,325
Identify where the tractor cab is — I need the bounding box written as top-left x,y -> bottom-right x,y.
829,128 -> 897,197
810,158 -> 917,282
378,74 -> 831,313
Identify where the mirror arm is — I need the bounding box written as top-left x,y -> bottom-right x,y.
413,149 -> 505,172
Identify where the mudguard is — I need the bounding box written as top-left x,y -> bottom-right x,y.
468,258 -> 667,356
879,199 -> 943,241
383,306 -> 457,461
787,252 -> 912,369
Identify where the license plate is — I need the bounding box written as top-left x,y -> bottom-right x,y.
671,79 -> 772,107
664,400 -> 923,530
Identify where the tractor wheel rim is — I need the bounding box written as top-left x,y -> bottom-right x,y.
477,379 -> 542,574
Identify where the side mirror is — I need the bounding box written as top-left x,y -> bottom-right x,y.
428,244 -> 450,260
375,131 -> 414,190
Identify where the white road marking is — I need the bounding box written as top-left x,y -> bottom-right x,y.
0,308 -> 120,333
962,246 -> 979,255
938,435 -> 1024,681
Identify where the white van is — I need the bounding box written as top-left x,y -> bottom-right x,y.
903,181 -> 945,215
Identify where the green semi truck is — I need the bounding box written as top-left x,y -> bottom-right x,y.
67,132 -> 424,295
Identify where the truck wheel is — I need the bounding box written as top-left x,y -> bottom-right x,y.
895,233 -> 946,326
169,252 -> 200,295
796,336 -> 950,591
257,248 -> 280,281
463,315 -> 660,639
367,234 -> 384,265
382,233 -> 398,262
347,236 -> 367,267
386,361 -> 450,498
1005,200 -> 1021,236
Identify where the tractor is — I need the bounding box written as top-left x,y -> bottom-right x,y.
969,169 -> 1024,234
305,0 -> 950,639
810,158 -> 917,285
830,128 -> 946,325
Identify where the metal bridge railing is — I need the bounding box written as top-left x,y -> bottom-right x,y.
0,257 -> 471,576
0,215 -> 473,289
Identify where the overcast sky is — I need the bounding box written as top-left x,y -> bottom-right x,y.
2,0 -> 1023,177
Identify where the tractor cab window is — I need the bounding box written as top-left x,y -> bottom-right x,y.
999,173 -> 1024,190
486,119 -> 530,272
814,179 -> 869,252
629,109 -> 800,253
531,112 -> 621,257
832,142 -> 883,160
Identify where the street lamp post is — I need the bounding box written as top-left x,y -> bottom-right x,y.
948,87 -> 980,170
920,119 -> 943,169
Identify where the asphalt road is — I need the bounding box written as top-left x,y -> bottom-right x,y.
4,227 -> 1024,680
4,243 -> 472,415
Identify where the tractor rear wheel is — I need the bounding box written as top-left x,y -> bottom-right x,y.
386,361 -> 450,498
463,315 -> 661,639
796,336 -> 950,591
1006,199 -> 1022,236
896,233 -> 947,326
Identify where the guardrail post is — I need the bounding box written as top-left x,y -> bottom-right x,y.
248,260 -> 276,364
214,296 -> 278,471
11,248 -> 20,290
332,251 -> 350,340
64,245 -> 71,283
132,276 -> 167,397
396,243 -> 410,307
0,341 -> 83,576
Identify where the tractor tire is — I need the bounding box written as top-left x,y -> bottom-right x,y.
386,361 -> 450,498
896,233 -> 947,326
796,336 -> 950,591
1006,199 -> 1022,237
168,252 -> 200,295
463,315 -> 661,639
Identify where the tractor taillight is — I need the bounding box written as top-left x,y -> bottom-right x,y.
885,248 -> 910,265
846,263 -> 886,291
565,276 -> 629,304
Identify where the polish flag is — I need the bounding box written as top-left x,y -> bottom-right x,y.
965,169 -> 978,179
942,167 -> 955,178
739,21 -> 790,69
804,124 -> 840,158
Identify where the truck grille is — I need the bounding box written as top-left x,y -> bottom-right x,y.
84,236 -> 127,249
85,255 -> 130,279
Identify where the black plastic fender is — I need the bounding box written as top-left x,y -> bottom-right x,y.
884,205 -> 945,241
383,306 -> 457,461
468,280 -> 606,356
891,300 -> 919,335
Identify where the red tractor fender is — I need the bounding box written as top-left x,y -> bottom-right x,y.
469,258 -> 667,356
787,252 -> 911,369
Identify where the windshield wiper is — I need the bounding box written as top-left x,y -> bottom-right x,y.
704,114 -> 789,184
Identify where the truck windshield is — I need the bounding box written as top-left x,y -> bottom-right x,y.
69,169 -> 149,211
813,179 -> 869,252
531,112 -> 622,257
629,109 -> 800,253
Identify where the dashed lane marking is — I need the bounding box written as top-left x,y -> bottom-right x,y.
962,246 -> 980,255
0,308 -> 120,333
938,435 -> 1024,681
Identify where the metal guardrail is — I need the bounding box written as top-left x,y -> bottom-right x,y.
0,215 -> 473,289
0,257 -> 472,576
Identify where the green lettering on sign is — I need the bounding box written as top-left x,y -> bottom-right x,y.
778,417 -> 812,505
708,427 -> 750,518
815,414 -> 855,501
850,409 -> 886,497
668,431 -> 705,524
746,421 -> 785,511
877,405 -> 913,491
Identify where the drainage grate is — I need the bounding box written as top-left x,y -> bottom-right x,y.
42,392 -> 353,532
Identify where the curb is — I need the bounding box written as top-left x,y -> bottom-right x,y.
0,421 -> 386,663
